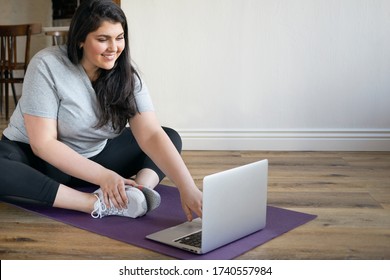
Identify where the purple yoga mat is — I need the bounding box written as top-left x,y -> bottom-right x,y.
14,185 -> 316,260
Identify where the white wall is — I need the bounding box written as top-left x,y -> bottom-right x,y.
120,1 -> 386,150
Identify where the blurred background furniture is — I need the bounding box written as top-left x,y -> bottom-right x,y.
0,23 -> 41,120
43,26 -> 69,46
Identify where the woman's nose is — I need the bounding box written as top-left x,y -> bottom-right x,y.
108,40 -> 118,52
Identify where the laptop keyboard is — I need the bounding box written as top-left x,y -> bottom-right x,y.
176,231 -> 202,248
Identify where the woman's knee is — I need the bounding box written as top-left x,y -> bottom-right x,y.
162,127 -> 182,153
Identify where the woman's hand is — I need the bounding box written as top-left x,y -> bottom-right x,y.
97,169 -> 137,209
179,185 -> 203,222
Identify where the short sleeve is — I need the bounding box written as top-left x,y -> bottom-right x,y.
20,55 -> 60,119
134,76 -> 154,113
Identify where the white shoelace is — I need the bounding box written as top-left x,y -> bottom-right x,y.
91,194 -> 125,218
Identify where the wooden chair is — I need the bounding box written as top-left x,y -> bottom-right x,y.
0,23 -> 41,120
45,30 -> 68,46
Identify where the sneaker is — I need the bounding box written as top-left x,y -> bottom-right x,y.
132,185 -> 161,213
91,187 -> 147,219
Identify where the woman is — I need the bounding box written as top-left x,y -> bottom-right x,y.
0,0 -> 202,221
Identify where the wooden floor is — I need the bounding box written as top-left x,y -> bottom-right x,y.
1,106 -> 389,259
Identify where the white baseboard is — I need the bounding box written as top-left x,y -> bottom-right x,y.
178,129 -> 390,151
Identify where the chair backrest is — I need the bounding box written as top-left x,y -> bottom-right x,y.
0,24 -> 40,72
45,30 -> 69,46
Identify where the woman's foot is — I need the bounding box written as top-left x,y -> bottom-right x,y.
133,185 -> 161,213
91,187 -> 147,218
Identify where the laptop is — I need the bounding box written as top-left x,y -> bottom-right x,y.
146,159 -> 268,254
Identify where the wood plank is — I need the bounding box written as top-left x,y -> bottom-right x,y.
268,192 -> 382,208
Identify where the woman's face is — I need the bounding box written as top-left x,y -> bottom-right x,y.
80,20 -> 125,80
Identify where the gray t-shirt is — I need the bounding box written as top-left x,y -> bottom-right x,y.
3,45 -> 154,158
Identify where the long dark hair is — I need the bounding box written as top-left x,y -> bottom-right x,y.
67,0 -> 140,132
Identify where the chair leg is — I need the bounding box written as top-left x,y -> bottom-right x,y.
5,81 -> 9,120
11,83 -> 18,105
0,82 -> 3,115
9,72 -> 19,105
0,70 -> 3,114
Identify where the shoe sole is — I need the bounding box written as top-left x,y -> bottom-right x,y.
129,185 -> 161,213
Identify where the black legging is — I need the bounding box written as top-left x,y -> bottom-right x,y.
0,127 -> 182,206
